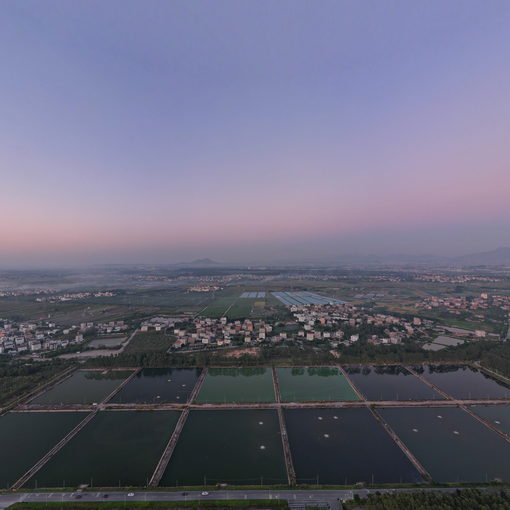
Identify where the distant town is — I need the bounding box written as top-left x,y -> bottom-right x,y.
1,267 -> 509,358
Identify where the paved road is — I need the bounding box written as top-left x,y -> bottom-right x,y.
0,487 -> 467,510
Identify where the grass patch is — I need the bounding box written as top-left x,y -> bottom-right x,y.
123,332 -> 175,354
201,297 -> 238,319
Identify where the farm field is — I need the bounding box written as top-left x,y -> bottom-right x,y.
272,291 -> 345,306
200,297 -> 236,318
87,336 -> 126,348
0,297 -> 154,326
123,331 -> 175,354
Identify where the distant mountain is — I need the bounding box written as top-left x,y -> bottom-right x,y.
319,247 -> 510,267
452,247 -> 510,266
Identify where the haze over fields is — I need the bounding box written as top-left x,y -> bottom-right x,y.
2,1 -> 510,266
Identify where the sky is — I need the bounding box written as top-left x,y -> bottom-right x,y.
1,0 -> 510,266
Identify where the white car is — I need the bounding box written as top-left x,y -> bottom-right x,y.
201,491 -> 209,496
127,493 -> 135,497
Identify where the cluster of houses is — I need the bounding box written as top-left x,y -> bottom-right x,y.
0,289 -> 51,298
413,274 -> 500,283
417,293 -> 510,316
0,318 -> 128,356
0,319 -> 83,355
290,303 -> 432,346
79,320 -> 128,335
137,300 -> 435,351
187,285 -> 222,292
140,316 -> 285,349
35,291 -> 115,303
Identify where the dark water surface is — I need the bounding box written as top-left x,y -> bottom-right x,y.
111,368 -> 201,403
344,365 -> 444,401
0,412 -> 85,489
414,365 -> 510,399
277,367 -> 359,402
196,367 -> 275,403
285,408 -> 423,484
160,409 -> 287,486
470,404 -> 510,436
380,406 -> 510,482
29,411 -> 179,488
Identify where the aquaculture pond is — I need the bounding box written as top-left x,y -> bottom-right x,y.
415,365 -> 510,399
111,368 -> 202,404
276,367 -> 359,402
31,370 -> 133,404
380,406 -> 510,482
195,367 -> 275,403
160,410 -> 287,486
0,411 -> 85,489
470,405 -> 510,436
344,365 -> 444,401
28,411 -> 180,488
284,408 -> 423,485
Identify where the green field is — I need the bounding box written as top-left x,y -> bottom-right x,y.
123,331 -> 175,354
200,297 -> 238,319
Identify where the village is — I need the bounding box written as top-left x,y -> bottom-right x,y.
138,302 -> 435,352
0,318 -> 127,356
2,289 -> 509,358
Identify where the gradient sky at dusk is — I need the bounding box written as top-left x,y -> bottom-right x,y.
2,0 -> 510,265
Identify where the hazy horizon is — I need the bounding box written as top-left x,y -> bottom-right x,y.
2,0 -> 510,267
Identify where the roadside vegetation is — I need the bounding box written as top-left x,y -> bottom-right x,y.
82,338 -> 510,384
8,499 -> 289,510
343,488 -> 510,509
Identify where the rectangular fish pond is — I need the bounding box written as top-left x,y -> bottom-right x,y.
0,411 -> 85,489
31,370 -> 134,405
284,407 -> 423,485
414,364 -> 510,400
111,368 -> 202,404
195,367 -> 275,403
343,365 -> 444,401
380,406 -> 510,483
160,409 -> 287,486
276,366 -> 359,402
26,411 -> 180,488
